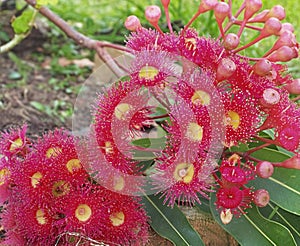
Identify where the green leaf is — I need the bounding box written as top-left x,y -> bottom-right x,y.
210,194 -> 296,246
132,137 -> 166,149
259,202 -> 300,245
229,142 -> 249,152
249,167 -> 300,215
251,147 -> 291,162
30,101 -> 46,111
11,9 -> 35,34
142,194 -> 204,246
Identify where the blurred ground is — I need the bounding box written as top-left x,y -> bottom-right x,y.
0,10 -> 82,136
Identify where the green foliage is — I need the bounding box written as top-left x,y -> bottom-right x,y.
142,194 -> 204,246
30,100 -> 73,123
250,168 -> 300,215
210,194 -> 297,246
7,52 -> 33,85
11,8 -> 36,34
260,202 -> 300,245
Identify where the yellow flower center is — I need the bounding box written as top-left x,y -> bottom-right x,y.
228,153 -> 240,165
186,122 -> 203,142
110,211 -> 125,227
75,204 -> 92,222
114,103 -> 132,120
226,111 -> 240,130
52,180 -> 70,197
9,138 -> 23,151
0,168 -> 10,186
66,159 -> 82,173
191,90 -> 211,106
113,176 -> 125,191
104,141 -> 113,154
139,65 -> 159,80
173,163 -> 195,184
31,172 -> 43,188
185,38 -> 197,51
46,147 -> 62,158
36,209 -> 47,225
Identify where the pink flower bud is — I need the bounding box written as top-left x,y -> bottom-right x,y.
216,58 -> 236,81
244,0 -> 262,20
279,23 -> 295,34
223,33 -> 240,50
267,46 -> 299,62
254,189 -> 270,207
124,15 -> 141,31
273,31 -> 297,50
284,79 -> 300,95
275,155 -> 300,169
260,88 -> 280,107
266,5 -> 285,21
199,0 -> 218,13
145,5 -> 161,24
253,59 -> 272,76
214,2 -> 230,24
248,9 -> 269,23
256,161 -> 274,178
262,17 -> 282,36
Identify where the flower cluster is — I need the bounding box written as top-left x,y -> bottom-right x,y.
122,0 -> 299,220
0,127 -> 148,245
1,1 -> 300,244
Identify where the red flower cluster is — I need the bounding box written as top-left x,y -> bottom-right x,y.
1,1 -> 299,240
122,0 -> 299,218
214,154 -> 255,216
0,127 -> 148,245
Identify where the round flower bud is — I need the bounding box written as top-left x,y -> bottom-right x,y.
145,5 -> 161,24
256,161 -> 274,178
260,88 -> 280,107
267,46 -> 299,62
124,15 -> 141,31
284,78 -> 300,95
267,5 -> 285,21
223,33 -> 240,50
214,2 -> 230,23
279,23 -> 295,34
199,0 -> 218,13
254,189 -> 270,207
216,58 -> 236,81
262,17 -> 282,36
253,59 -> 272,76
244,0 -> 262,20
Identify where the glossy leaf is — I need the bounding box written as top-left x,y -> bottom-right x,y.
142,194 -> 204,246
251,147 -> 290,162
210,194 -> 296,246
259,202 -> 300,245
11,9 -> 35,34
250,169 -> 300,215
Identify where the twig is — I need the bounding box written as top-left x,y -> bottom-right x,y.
23,0 -> 130,77
0,9 -> 38,54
